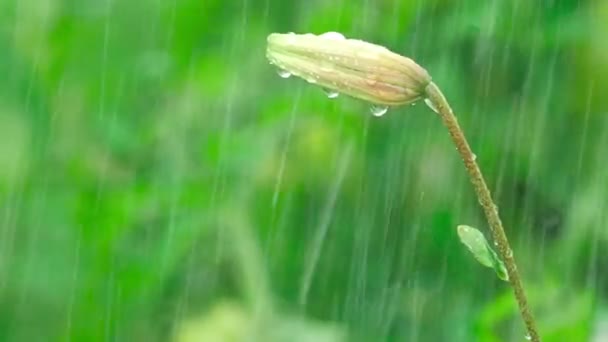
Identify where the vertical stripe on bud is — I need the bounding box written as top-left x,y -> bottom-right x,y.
266,32 -> 431,106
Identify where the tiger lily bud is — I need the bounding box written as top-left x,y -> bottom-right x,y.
266,32 -> 431,106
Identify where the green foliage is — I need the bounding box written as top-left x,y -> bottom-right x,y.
1,0 -> 606,341
457,225 -> 508,281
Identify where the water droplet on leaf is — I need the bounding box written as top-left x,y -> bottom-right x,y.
525,334 -> 531,341
472,153 -> 477,161
277,69 -> 292,78
370,105 -> 388,117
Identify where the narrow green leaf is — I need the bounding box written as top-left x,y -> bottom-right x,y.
457,225 -> 509,281
486,244 -> 509,281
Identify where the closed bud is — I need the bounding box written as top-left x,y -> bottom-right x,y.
266,32 -> 431,106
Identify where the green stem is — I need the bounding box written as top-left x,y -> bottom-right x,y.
220,205 -> 274,317
425,82 -> 541,342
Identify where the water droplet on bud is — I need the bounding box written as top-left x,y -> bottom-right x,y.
324,88 -> 339,99
277,69 -> 292,78
320,32 -> 345,40
370,105 -> 388,117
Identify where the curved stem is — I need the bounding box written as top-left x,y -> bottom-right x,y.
424,82 -> 541,342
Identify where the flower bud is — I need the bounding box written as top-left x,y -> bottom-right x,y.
266,32 -> 431,106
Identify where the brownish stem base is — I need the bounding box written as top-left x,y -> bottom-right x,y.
425,82 -> 541,342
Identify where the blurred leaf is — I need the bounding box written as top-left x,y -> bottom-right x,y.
477,283 -> 595,342
173,301 -> 345,342
0,107 -> 30,186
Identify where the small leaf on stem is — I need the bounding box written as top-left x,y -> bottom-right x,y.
457,225 -> 509,281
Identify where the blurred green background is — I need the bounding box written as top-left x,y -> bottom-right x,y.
1,0 -> 607,341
